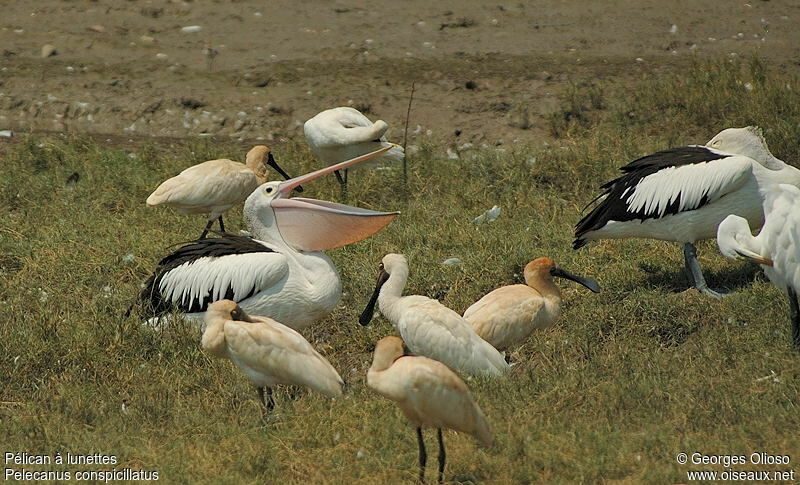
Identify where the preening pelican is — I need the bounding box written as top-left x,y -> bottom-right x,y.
146,145 -> 299,239
132,146 -> 400,330
463,258 -> 600,351
575,126 -> 800,298
367,336 -> 493,483
717,184 -> 800,347
359,254 -> 510,376
304,107 -> 404,189
202,300 -> 343,415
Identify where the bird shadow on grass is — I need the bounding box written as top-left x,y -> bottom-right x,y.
623,261 -> 762,295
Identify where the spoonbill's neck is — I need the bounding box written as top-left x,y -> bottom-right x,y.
525,273 -> 561,300
369,348 -> 400,373
378,264 -> 409,317
201,315 -> 229,359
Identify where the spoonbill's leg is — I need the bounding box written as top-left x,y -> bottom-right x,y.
257,387 -> 275,419
436,428 -> 446,484
333,169 -> 349,199
200,218 -> 214,239
417,427 -> 427,483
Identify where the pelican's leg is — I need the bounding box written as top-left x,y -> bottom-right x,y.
417,427 -> 427,483
683,242 -> 725,299
436,428 -> 446,484
217,216 -> 225,234
788,287 -> 800,348
200,219 -> 214,239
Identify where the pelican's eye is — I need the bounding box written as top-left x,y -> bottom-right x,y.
265,186 -> 275,194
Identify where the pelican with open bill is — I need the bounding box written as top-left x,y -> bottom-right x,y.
132,145 -> 400,330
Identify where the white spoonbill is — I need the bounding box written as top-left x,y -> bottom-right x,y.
131,146 -> 399,330
304,107 -> 404,189
575,126 -> 800,298
202,300 -> 343,415
463,258 -> 600,351
359,254 -> 510,376
717,183 -> 800,347
146,145 -> 300,238
367,336 -> 493,484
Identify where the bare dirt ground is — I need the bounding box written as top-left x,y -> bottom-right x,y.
1,1 -> 799,151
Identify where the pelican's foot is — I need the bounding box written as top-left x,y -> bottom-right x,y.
694,285 -> 728,299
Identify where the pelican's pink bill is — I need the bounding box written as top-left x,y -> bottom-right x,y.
278,145 -> 394,194
272,198 -> 399,251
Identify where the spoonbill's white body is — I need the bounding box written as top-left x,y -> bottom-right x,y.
146,145 -> 297,238
464,258 -> 600,351
575,126 -> 800,298
360,254 -> 509,376
367,336 -> 493,483
202,300 -> 343,414
134,146 -> 400,330
717,183 -> 800,347
304,107 -> 404,187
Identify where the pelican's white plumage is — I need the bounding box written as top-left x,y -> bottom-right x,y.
202,300 -> 343,412
135,147 -> 399,330
360,254 -> 509,377
304,107 -> 404,185
575,126 -> 800,298
367,335 -> 493,483
717,184 -> 800,346
147,145 -> 295,238
463,258 -> 600,351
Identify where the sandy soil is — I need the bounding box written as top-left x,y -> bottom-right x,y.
1,1 -> 798,150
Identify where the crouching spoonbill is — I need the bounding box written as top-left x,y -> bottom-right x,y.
574,127 -> 800,298
130,146 -> 400,330
202,300 -> 343,416
717,183 -> 800,347
146,145 -> 300,239
367,336 -> 493,483
463,258 -> 600,351
359,254 -> 510,376
304,107 -> 404,190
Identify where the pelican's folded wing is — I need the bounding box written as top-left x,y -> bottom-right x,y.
139,235 -> 289,316
575,146 -> 755,247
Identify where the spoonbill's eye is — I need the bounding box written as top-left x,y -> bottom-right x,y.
378,262 -> 385,270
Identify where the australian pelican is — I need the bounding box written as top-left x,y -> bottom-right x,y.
132,146 -> 399,329
574,126 -> 800,298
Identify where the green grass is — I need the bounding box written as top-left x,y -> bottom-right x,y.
2,57 -> 800,483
